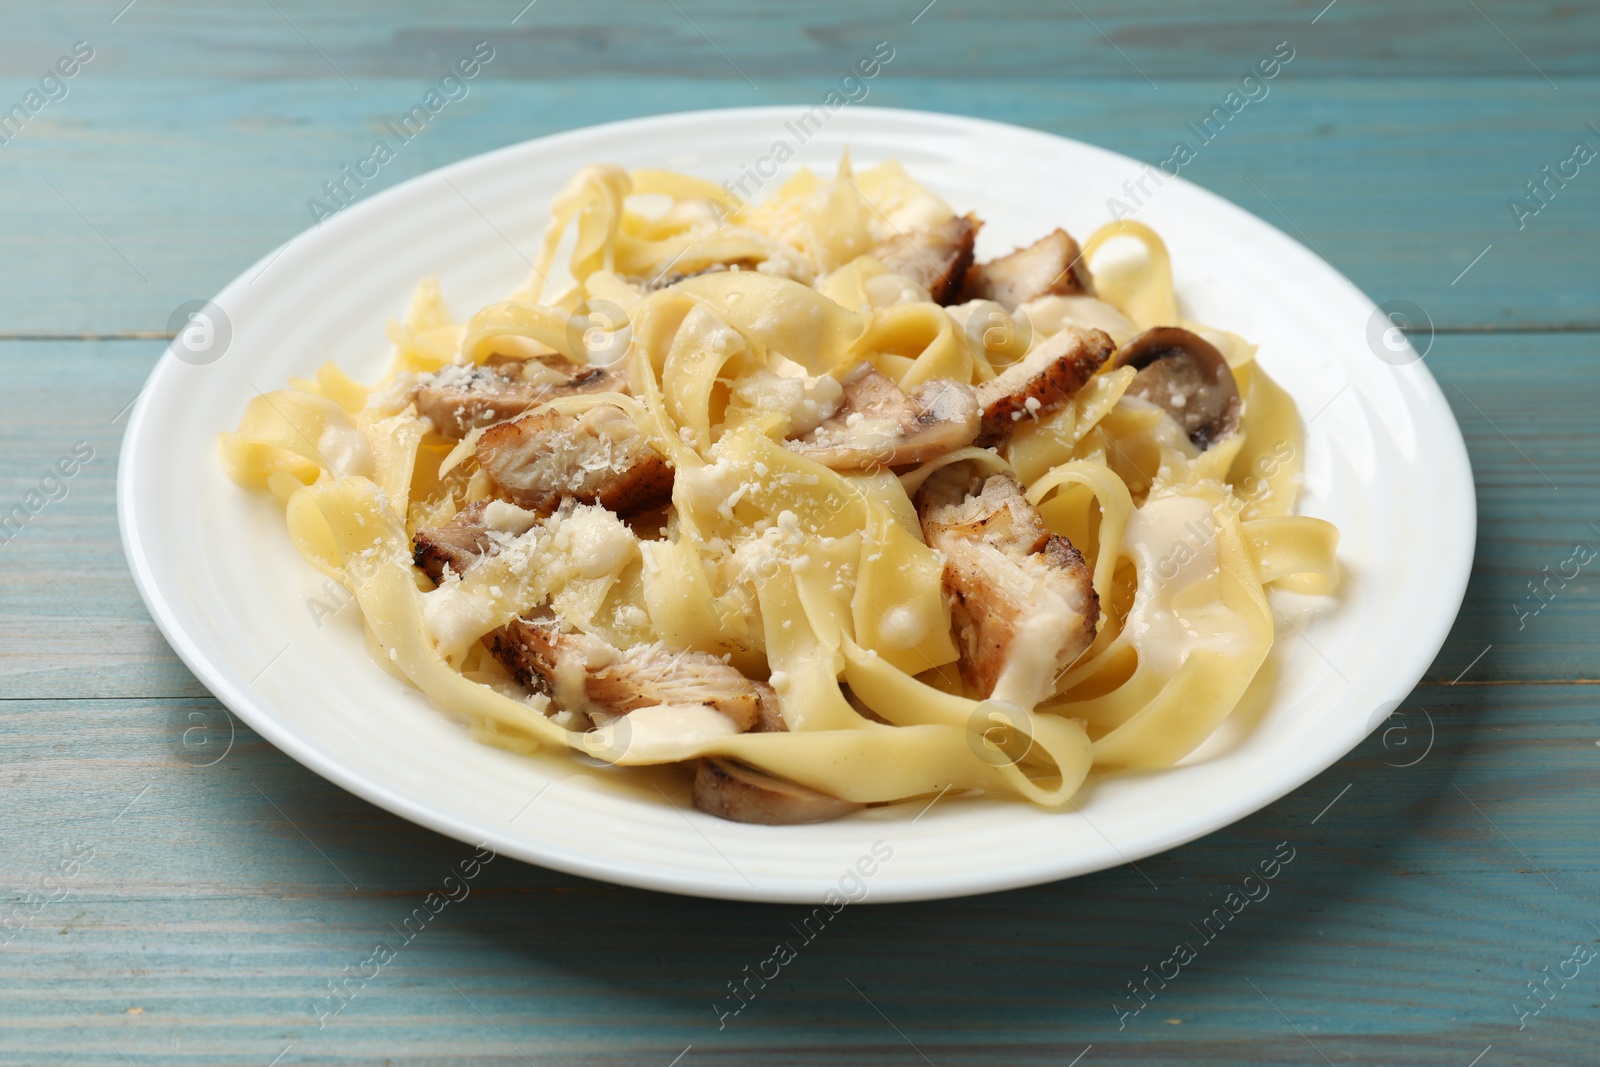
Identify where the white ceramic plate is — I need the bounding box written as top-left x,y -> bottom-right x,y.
119,107 -> 1474,903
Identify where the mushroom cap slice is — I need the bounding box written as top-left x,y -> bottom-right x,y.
973,326 -> 1115,446
692,758 -> 864,825
1112,327 -> 1242,450
786,365 -> 980,471
869,213 -> 982,305
959,228 -> 1093,305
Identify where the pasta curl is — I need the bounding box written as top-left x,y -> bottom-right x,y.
219,156 -> 1340,820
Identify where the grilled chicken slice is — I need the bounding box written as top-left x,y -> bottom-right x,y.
497,616 -> 857,824
413,517 -> 808,817
786,364 -> 980,470
413,357 -> 627,439
412,501 -> 492,583
870,213 -> 981,305
411,500 -> 541,583
413,514 -> 779,732
960,228 -> 1093,305
476,403 -> 673,516
693,758 -> 864,825
916,464 -> 1099,708
489,617 -> 777,733
974,326 -> 1115,446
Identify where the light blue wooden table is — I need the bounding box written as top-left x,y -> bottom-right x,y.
2,2 -> 1597,1064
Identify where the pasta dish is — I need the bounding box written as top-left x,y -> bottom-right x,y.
219,156 -> 1339,824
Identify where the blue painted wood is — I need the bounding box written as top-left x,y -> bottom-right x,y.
2,2 -> 1597,1065
0,682 -> 1594,1064
2,76 -> 1596,333
3,0 -> 1596,79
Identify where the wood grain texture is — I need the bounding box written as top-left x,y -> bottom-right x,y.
3,78 -> 1597,336
2,1 -> 1597,1064
3,1 -> 1597,79
0,683 -> 1594,1065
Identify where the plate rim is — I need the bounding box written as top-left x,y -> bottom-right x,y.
118,105 -> 1477,903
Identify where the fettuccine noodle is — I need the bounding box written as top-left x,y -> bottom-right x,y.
219,156 -> 1339,823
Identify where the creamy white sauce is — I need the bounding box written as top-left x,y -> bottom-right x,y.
552,645 -> 592,711
675,457 -> 744,518
318,419 -> 375,477
989,577 -> 1083,710
1020,295 -> 1138,346
420,584 -> 496,652
879,606 -> 927,649
553,505 -> 637,578
1121,494 -> 1251,673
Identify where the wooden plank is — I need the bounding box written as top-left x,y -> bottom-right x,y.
0,341 -> 205,702
2,0 -> 1593,79
1440,330 -> 1600,683
0,76 -> 1595,335
0,680 -> 1594,1065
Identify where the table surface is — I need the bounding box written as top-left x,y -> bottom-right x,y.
2,2 -> 1597,1064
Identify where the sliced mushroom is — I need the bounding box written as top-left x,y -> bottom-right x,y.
693,758 -> 864,825
786,364 -> 980,470
413,357 -> 628,439
959,228 -> 1093,304
1112,327 -> 1242,450
490,616 -> 775,732
411,500 -> 540,583
477,403 -> 674,516
870,213 -> 981,305
916,463 -> 1099,708
974,326 -> 1115,446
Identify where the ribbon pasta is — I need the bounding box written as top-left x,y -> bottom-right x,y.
218,156 -> 1339,817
